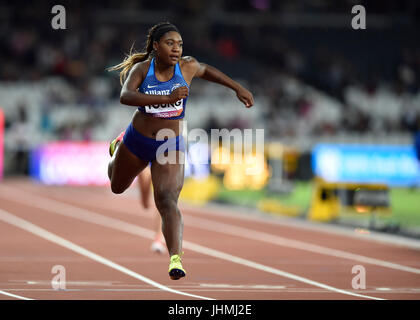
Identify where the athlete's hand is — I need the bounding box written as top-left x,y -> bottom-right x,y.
168,86 -> 189,103
236,86 -> 254,108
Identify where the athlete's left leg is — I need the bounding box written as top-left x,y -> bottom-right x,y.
150,151 -> 185,257
151,151 -> 186,279
137,167 -> 165,253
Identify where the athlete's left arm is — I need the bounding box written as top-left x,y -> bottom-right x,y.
182,56 -> 254,108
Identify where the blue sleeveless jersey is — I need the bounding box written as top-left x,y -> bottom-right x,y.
137,57 -> 189,119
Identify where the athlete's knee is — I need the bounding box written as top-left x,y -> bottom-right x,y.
154,191 -> 178,214
111,185 -> 124,194
110,181 -> 127,194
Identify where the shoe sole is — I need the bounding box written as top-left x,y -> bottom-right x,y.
169,269 -> 186,280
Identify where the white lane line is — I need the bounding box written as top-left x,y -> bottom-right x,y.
182,239 -> 384,300
63,185 -> 420,253
0,290 -> 33,300
0,209 -> 213,301
0,189 -> 384,300
180,203 -> 420,250
7,181 -> 418,250
30,185 -> 420,276
1,288 -> 290,293
182,215 -> 420,275
103,187 -> 420,250
4,287 -> 420,294
5,284 -> 288,290
199,284 -> 287,289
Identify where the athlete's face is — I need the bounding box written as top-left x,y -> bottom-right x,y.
154,31 -> 183,66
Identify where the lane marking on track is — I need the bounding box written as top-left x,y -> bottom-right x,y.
7,179 -> 420,251
180,203 -> 420,250
182,215 -> 420,275
1,288 -> 292,293
0,290 -> 33,300
0,189 -> 384,300
3,287 -> 420,294
77,185 -> 419,251
8,281 -> 288,290
182,240 -> 384,300
18,183 -> 420,250
21,185 -> 420,276
20,280 -> 117,286
0,209 -> 214,301
198,284 -> 287,289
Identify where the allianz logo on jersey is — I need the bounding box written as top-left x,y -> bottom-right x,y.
145,89 -> 170,95
145,82 -> 183,94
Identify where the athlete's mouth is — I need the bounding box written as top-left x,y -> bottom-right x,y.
169,55 -> 179,61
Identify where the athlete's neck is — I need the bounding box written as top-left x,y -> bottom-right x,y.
154,57 -> 174,75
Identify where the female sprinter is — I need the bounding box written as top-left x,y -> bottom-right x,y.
108,22 -> 254,280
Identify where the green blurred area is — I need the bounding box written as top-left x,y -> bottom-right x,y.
378,187 -> 420,227
215,181 -> 313,210
215,182 -> 420,227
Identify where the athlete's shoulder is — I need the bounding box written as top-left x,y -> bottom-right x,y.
180,56 -> 200,68
180,56 -> 205,79
131,59 -> 152,77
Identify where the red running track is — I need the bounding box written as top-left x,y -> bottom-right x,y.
0,178 -> 419,300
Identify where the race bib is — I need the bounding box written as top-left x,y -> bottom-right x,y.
144,99 -> 184,118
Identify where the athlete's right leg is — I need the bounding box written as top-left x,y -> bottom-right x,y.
108,141 -> 149,194
137,167 -> 152,209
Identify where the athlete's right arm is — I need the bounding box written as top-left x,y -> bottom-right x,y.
120,62 -> 188,106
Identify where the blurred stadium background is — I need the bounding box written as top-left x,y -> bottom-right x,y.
1,0 -> 420,237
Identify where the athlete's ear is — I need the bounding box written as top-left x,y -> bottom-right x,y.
153,41 -> 159,52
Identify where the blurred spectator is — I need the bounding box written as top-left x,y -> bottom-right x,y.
0,0 -> 419,145
414,115 -> 420,186
7,103 -> 32,175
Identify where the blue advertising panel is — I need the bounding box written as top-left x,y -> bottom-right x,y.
312,144 -> 420,186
